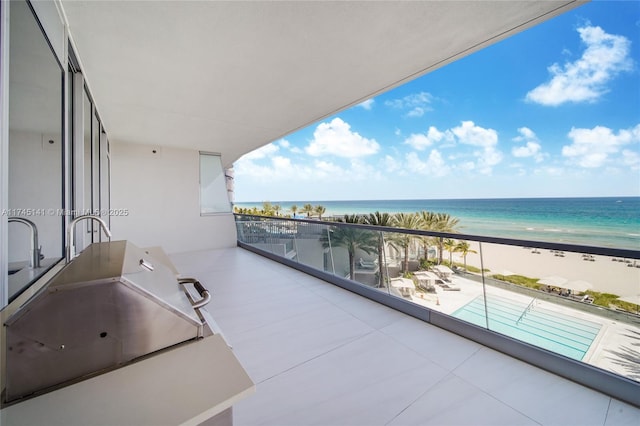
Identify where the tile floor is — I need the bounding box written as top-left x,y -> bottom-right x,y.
170,247 -> 640,426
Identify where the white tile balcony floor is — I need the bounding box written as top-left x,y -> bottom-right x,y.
170,247 -> 640,426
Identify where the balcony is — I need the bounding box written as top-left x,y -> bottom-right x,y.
169,246 -> 639,425
166,216 -> 640,424
233,215 -> 640,407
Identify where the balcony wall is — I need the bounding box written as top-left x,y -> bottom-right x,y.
110,142 -> 237,253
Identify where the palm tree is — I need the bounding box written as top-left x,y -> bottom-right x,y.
321,217 -> 377,280
290,205 -> 298,218
261,201 -> 274,216
434,213 -> 460,264
364,211 -> 393,287
273,204 -> 282,216
301,203 -> 314,218
314,205 -> 327,220
443,238 -> 457,266
455,241 -> 477,271
337,214 -> 363,224
416,210 -> 438,261
388,212 -> 421,273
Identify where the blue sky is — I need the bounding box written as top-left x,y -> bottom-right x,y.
234,1 -> 640,202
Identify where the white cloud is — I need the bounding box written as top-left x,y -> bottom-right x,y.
235,154 -> 301,179
402,121 -> 502,174
450,121 -> 503,174
404,126 -> 454,150
526,25 -> 633,106
406,152 -> 428,174
239,143 -> 279,160
385,92 -> 434,117
277,138 -> 303,153
535,166 -> 565,177
477,148 -> 503,174
357,99 -> 375,110
350,159 -> 383,180
452,121 -> 498,148
512,127 -> 544,162
458,161 -> 475,172
562,124 -> 640,168
621,149 -> 640,170
314,160 -> 345,178
513,127 -> 536,141
236,153 -> 384,184
405,150 -> 450,177
512,142 -> 542,159
382,155 -> 402,173
404,134 -> 432,150
272,156 -> 292,170
305,117 -> 380,158
407,107 -> 426,118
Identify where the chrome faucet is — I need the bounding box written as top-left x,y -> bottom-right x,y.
66,215 -> 112,263
8,217 -> 41,268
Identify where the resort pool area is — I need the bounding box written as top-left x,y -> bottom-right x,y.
452,294 -> 602,360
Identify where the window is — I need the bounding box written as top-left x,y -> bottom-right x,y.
199,152 -> 231,214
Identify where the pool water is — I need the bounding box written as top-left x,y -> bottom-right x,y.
452,294 -> 602,360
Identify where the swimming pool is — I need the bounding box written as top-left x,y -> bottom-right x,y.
452,294 -> 602,360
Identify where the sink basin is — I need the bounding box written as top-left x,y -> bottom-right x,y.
8,258 -> 61,303
8,261 -> 28,276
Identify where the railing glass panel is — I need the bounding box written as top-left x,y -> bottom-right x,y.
235,214 -> 640,385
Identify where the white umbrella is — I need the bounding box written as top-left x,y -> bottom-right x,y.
538,276 -> 568,287
564,280 -> 593,292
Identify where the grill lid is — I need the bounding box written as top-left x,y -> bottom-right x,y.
4,241 -> 209,403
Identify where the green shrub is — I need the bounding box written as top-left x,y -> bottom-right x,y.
583,291 -> 639,312
492,274 -> 543,290
419,258 -> 435,270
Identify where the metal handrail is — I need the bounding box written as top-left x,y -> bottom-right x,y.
234,213 -> 640,259
516,298 -> 536,325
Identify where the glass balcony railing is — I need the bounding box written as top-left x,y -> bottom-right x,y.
235,214 -> 640,389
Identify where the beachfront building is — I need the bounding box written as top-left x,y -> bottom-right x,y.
1,1 -> 639,424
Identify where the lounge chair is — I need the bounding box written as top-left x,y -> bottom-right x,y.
358,258 -> 378,269
441,283 -> 461,291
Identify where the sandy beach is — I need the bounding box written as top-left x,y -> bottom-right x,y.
449,241 -> 639,297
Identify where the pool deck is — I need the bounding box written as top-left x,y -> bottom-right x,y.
408,275 -> 640,382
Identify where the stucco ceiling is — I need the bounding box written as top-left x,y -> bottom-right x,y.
61,1 -> 585,166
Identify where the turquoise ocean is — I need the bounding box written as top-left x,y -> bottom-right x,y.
235,197 -> 640,250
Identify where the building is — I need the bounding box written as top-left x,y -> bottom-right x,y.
2,1 -> 639,424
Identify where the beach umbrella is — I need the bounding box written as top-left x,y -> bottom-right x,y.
538,276 -> 568,287
564,280 -> 593,292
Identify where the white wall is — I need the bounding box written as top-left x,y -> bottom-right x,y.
110,142 -> 237,254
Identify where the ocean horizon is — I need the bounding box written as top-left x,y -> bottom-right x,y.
234,196 -> 640,250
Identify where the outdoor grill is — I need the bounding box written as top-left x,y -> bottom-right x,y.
3,240 -> 212,403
